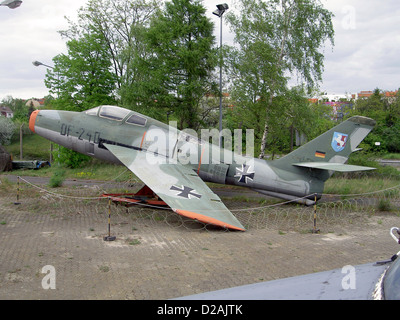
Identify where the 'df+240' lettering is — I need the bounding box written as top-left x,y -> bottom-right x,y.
60,123 -> 100,144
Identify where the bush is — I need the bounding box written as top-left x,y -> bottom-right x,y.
52,145 -> 90,168
348,153 -> 400,179
0,117 -> 16,146
48,167 -> 66,188
377,199 -> 392,212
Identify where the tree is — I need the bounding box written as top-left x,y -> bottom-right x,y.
45,32 -> 117,111
45,31 -> 118,167
0,117 -> 15,146
275,86 -> 315,152
351,88 -> 400,153
127,0 -> 217,129
226,85 -> 315,157
60,0 -> 160,91
226,0 -> 334,158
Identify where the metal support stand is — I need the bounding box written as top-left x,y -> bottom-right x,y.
103,197 -> 116,241
311,193 -> 320,234
14,176 -> 21,205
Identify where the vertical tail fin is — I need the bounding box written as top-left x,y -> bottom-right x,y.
274,116 -> 376,169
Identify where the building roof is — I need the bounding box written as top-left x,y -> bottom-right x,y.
25,99 -> 42,108
0,105 -> 13,114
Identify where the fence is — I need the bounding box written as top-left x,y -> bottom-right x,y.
1,171 -> 399,233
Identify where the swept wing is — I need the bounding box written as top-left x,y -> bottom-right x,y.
104,143 -> 245,231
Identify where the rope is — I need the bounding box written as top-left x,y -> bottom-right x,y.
18,176 -> 102,200
13,173 -> 400,215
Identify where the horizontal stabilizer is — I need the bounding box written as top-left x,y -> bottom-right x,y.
293,162 -> 376,172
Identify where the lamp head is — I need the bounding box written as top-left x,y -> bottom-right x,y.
212,3 -> 229,17
216,3 -> 228,11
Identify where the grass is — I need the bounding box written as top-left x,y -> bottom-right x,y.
48,166 -> 66,188
4,131 -> 400,197
6,133 -> 52,161
128,239 -> 141,245
324,175 -> 400,196
377,199 -> 393,212
2,158 -> 133,182
4,133 -> 133,181
381,153 -> 400,160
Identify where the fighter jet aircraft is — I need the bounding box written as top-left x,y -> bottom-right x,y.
29,105 -> 376,231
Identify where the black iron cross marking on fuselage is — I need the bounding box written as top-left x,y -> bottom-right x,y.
170,185 -> 202,199
235,164 -> 255,184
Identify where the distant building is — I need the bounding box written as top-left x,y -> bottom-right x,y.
307,94 -> 353,121
0,105 -> 13,118
25,98 -> 45,109
322,93 -> 352,101
384,91 -> 398,104
324,101 -> 353,121
355,91 -> 374,99
308,98 -> 319,104
352,90 -> 398,101
309,90 -> 399,118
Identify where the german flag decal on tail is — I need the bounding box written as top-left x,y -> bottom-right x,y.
315,151 -> 326,158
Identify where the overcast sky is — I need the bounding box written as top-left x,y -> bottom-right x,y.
0,0 -> 399,101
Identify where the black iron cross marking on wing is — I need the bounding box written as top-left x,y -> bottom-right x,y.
235,164 -> 255,184
170,185 -> 202,199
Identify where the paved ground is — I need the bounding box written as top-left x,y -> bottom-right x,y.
0,175 -> 399,300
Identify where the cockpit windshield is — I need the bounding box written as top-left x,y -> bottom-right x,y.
84,105 -> 146,126
85,105 -> 131,120
85,106 -> 100,116
99,105 -> 131,121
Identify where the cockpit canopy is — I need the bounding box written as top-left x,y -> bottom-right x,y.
84,105 -> 147,126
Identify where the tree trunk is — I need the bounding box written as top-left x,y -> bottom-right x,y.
259,3 -> 293,159
290,124 -> 294,152
258,120 -> 269,159
259,93 -> 273,159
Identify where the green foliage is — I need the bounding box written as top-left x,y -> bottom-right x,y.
0,117 -> 15,146
347,153 -> 400,178
63,0 -> 161,89
226,0 -> 334,157
48,166 -> 66,188
45,32 -> 117,111
349,88 -> 400,154
121,0 -> 217,129
6,133 -> 51,161
1,96 -> 31,122
52,145 -> 91,169
225,85 -> 331,156
38,0 -> 400,163
377,199 -> 393,212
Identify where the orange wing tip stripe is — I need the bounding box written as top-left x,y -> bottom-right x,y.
173,209 -> 245,231
29,110 -> 40,133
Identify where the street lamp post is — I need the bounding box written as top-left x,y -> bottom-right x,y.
32,60 -> 55,163
32,60 -> 58,95
32,60 -> 54,69
213,3 -> 229,147
0,0 -> 22,9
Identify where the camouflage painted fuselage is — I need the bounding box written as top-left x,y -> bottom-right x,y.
29,106 -> 375,205
29,105 -> 375,230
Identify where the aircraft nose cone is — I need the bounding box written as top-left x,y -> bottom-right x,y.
29,109 -> 40,133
